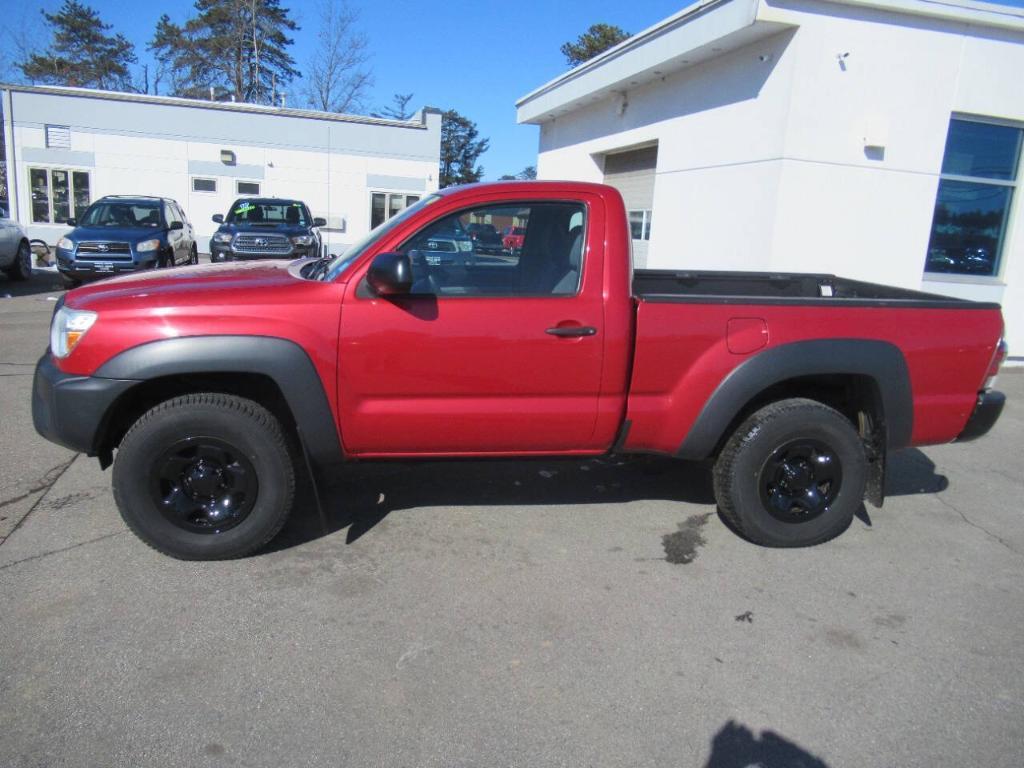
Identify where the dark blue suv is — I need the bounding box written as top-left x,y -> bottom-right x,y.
56,196 -> 197,287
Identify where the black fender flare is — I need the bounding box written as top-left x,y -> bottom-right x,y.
676,339 -> 913,460
96,335 -> 344,493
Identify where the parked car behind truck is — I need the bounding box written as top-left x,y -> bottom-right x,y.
0,206 -> 32,280
210,198 -> 325,261
56,196 -> 197,287
33,181 -> 1007,560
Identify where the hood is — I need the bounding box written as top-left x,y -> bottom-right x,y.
65,258 -> 305,310
217,222 -> 313,237
69,225 -> 164,242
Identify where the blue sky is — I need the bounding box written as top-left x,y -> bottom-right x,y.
4,0 -> 1024,179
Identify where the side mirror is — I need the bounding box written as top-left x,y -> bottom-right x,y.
212,214 -> 224,224
313,217 -> 327,228
366,252 -> 413,296
169,221 -> 184,230
66,218 -> 77,226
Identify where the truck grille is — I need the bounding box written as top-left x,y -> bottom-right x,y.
233,234 -> 293,255
425,239 -> 457,252
76,242 -> 133,262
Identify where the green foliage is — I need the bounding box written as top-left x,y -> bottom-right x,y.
440,109 -> 489,188
149,0 -> 300,103
499,166 -> 537,181
560,23 -> 630,67
20,0 -> 137,90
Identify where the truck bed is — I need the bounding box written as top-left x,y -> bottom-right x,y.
633,270 -> 1000,309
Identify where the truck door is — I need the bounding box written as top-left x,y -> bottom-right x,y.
338,196 -> 607,455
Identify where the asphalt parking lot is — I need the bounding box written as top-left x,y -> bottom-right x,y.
1,269 -> 1023,768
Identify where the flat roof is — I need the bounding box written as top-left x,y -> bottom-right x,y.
516,0 -> 1024,124
1,83 -> 436,130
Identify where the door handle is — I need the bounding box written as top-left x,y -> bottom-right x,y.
545,326 -> 597,337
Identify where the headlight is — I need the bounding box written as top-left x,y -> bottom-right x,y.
290,235 -> 314,246
50,306 -> 97,358
137,239 -> 161,252
58,237 -> 75,250
458,240 -> 473,252
213,232 -> 233,243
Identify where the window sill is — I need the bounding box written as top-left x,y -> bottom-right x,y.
922,273 -> 1006,288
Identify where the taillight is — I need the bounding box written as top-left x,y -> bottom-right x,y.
984,339 -> 1008,391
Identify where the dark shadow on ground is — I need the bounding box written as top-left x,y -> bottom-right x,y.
704,720 -> 830,767
0,269 -> 67,299
265,455 -> 715,553
265,445 -> 953,554
886,448 -> 949,496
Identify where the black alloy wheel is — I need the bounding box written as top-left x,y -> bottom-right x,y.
758,439 -> 842,523
151,437 -> 258,534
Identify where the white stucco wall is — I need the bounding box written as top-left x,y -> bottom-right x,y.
529,0 -> 1024,353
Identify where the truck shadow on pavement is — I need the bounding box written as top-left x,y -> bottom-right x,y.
703,720 -> 830,767
0,270 -> 66,299
264,447 -> 950,554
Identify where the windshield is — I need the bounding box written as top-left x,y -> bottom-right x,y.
227,200 -> 310,227
80,202 -> 162,228
321,194 -> 441,281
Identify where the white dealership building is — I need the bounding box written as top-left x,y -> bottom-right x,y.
0,84 -> 441,254
517,0 -> 1024,356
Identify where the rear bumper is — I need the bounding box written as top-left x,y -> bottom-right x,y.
32,354 -> 137,454
955,390 -> 1006,443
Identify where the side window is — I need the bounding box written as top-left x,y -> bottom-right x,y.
165,203 -> 182,226
397,201 -> 586,297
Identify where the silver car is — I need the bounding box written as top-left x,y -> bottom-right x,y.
0,205 -> 32,281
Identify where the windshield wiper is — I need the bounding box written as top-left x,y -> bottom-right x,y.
303,255 -> 335,281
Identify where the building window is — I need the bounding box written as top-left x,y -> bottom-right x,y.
45,125 -> 71,149
192,177 -> 217,193
237,180 -> 261,195
925,117 -> 1022,278
28,167 -> 90,224
628,209 -> 652,241
371,192 -> 421,229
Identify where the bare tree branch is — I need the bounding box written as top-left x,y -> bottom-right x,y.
304,0 -> 373,114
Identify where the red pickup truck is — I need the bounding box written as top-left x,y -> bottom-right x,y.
33,181 -> 1007,560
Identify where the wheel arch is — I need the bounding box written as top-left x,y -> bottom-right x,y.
677,339 -> 913,462
94,336 -> 343,500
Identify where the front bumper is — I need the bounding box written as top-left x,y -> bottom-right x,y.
955,390 -> 1006,442
210,242 -> 318,262
32,354 -> 137,454
57,247 -> 158,280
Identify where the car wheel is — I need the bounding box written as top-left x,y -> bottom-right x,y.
713,398 -> 867,547
190,245 -> 199,265
3,240 -> 32,281
112,393 -> 295,560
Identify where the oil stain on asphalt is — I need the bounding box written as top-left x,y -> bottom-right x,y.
662,513 -> 711,564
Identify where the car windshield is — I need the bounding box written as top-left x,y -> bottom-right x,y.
227,200 -> 310,227
319,194 -> 441,281
80,202 -> 162,228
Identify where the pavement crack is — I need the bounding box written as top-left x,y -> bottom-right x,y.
0,531 -> 125,571
0,456 -> 78,548
0,457 -> 78,512
934,493 -> 1022,557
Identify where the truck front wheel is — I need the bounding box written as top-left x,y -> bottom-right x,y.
112,393 -> 295,560
713,398 -> 867,547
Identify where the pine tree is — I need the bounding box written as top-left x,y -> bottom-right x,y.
439,109 -> 489,188
149,0 -> 300,104
20,0 -> 137,91
560,24 -> 630,67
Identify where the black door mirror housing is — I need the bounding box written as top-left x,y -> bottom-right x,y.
169,221 -> 184,230
367,252 -> 413,296
66,217 -> 77,227
313,217 -> 327,228
212,214 -> 224,224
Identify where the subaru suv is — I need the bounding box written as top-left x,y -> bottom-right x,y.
56,196 -> 197,287
210,198 -> 325,261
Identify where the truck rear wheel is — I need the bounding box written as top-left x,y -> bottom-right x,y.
112,393 -> 295,560
713,398 -> 867,547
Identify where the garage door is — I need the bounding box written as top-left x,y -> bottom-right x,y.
603,144 -> 657,268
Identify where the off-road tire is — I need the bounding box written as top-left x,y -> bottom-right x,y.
112,393 -> 295,560
713,398 -> 867,547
